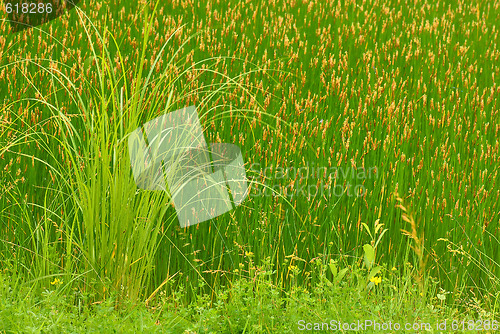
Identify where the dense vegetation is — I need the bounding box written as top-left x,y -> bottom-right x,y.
0,0 -> 498,332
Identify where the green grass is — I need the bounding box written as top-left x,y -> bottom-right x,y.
0,259 -> 494,334
0,0 -> 499,331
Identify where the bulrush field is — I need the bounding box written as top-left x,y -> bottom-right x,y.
0,0 -> 499,332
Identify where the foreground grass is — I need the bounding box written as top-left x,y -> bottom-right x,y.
1,259 -> 496,334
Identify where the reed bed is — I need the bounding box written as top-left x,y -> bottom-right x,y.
0,0 -> 498,313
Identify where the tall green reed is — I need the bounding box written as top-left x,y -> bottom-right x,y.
0,0 -> 300,304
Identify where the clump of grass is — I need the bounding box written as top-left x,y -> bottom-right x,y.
0,0 -> 291,305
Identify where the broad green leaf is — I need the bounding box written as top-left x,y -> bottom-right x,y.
361,223 -> 373,240
328,261 -> 337,277
363,244 -> 375,269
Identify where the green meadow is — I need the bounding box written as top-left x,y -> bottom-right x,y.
0,0 -> 499,332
